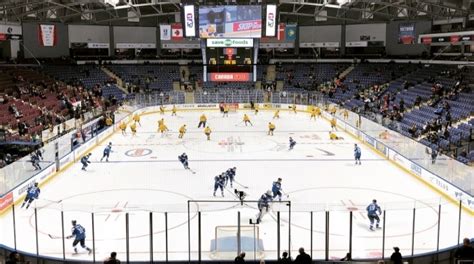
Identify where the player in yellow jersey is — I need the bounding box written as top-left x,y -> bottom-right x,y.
133,113 -> 141,126
130,122 -> 137,136
315,107 -> 322,118
254,104 -> 259,115
329,105 -> 337,115
268,122 -> 275,136
329,132 -> 344,140
119,122 -> 127,135
105,116 -> 113,126
171,105 -> 177,116
159,105 -> 165,115
198,114 -> 207,128
159,122 -> 169,135
178,124 -> 187,139
243,114 -> 253,126
310,108 -> 317,120
291,104 -> 297,114
341,109 -> 349,120
223,105 -> 230,117
273,110 -> 280,119
157,118 -> 165,131
204,126 -> 212,140
330,117 -> 337,131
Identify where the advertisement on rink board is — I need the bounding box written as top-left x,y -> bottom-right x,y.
0,192 -> 13,211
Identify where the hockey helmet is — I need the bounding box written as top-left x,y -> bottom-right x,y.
373,199 -> 377,203
72,220 -> 77,225
277,178 -> 282,181
266,190 -> 273,196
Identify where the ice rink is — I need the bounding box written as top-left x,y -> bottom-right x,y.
1,108 -> 472,261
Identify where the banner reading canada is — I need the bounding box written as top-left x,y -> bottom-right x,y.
209,73 -> 250,82
39,24 -> 56,47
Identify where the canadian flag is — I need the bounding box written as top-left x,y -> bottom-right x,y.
171,23 -> 183,40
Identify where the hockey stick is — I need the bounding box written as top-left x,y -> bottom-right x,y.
187,168 -> 196,174
40,198 -> 63,203
48,234 -> 63,239
234,180 -> 248,189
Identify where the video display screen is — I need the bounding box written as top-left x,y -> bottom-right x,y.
199,6 -> 262,38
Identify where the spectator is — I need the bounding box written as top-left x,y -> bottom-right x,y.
6,251 -> 20,264
294,247 -> 311,264
390,247 -> 402,264
279,252 -> 292,264
454,238 -> 474,260
235,252 -> 246,264
104,251 -> 121,264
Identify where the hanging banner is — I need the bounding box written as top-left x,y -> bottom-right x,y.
171,23 -> 183,40
39,24 -> 56,47
265,5 -> 277,37
277,23 -> 285,41
285,24 -> 297,41
160,24 -> 171,41
399,22 -> 415,44
184,5 -> 196,37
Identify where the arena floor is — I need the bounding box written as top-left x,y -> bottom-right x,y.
1,109 -> 472,261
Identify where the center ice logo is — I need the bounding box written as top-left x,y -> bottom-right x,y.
218,136 -> 244,152
125,148 -> 152,157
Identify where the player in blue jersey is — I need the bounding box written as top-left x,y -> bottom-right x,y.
67,220 -> 92,254
81,153 -> 92,171
256,190 -> 273,224
178,153 -> 189,169
21,183 -> 40,209
213,174 -> 226,197
289,137 -> 296,150
225,167 -> 237,187
366,199 -> 382,231
354,144 -> 362,165
30,153 -> 41,170
100,142 -> 112,162
272,178 -> 283,201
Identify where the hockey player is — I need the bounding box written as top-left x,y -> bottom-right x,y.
130,122 -> 137,136
223,104 -> 229,117
268,122 -> 275,136
198,114 -> 207,128
291,104 -> 297,114
254,104 -> 259,115
81,153 -> 91,171
330,118 -> 337,131
100,142 -> 112,162
341,109 -> 349,120
366,199 -> 382,231
178,124 -> 187,139
234,189 -> 246,202
310,107 -> 317,120
273,110 -> 280,119
67,220 -> 92,254
329,132 -> 344,140
354,144 -> 361,165
171,105 -> 177,116
132,114 -> 141,126
272,178 -> 284,201
289,137 -> 296,150
158,121 -> 169,135
21,182 -> 40,209
35,148 -> 43,160
256,190 -> 273,223
178,153 -> 190,169
204,126 -> 212,140
213,174 -> 226,197
243,114 -> 253,126
30,153 -> 41,170
119,122 -> 127,135
225,167 -> 237,187
159,105 -> 165,115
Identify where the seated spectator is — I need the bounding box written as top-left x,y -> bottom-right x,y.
414,95 -> 422,106
294,247 -> 311,264
340,252 -> 352,261
454,238 -> 474,260
6,251 -> 21,264
278,252 -> 292,264
390,247 -> 402,264
408,125 -> 418,137
235,252 -> 246,264
104,251 -> 121,264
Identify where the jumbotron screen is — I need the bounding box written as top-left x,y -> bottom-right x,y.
199,6 -> 262,38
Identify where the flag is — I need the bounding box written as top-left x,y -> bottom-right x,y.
277,23 -> 285,41
285,24 -> 297,41
171,23 -> 183,40
160,24 -> 171,41
39,24 -> 56,47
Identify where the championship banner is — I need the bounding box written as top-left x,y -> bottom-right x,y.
39,24 -> 56,47
265,5 -> 277,37
399,22 -> 415,44
160,24 -> 171,41
184,5 -> 196,37
171,23 -> 183,40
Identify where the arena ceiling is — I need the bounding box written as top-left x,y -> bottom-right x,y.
0,0 -> 471,25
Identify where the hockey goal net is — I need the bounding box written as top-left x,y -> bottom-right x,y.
220,103 -> 239,113
210,225 -> 264,260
